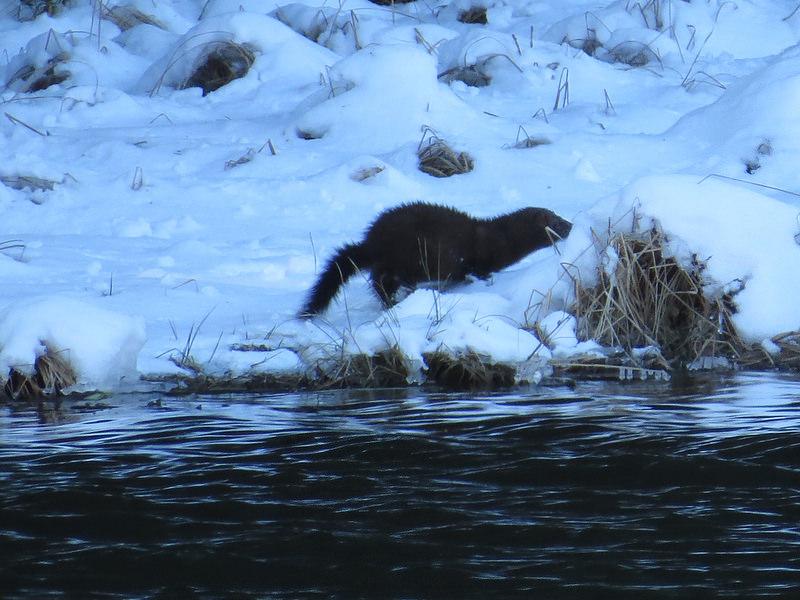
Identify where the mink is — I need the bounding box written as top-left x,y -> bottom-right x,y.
300,202 -> 572,316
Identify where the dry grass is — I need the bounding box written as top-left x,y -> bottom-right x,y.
514,137 -> 551,149
423,350 -> 515,389
182,41 -> 255,96
572,227 -> 744,366
739,331 -> 800,370
605,41 -> 661,68
438,64 -> 490,87
316,346 -> 411,388
6,52 -> 70,93
0,174 -> 59,192
439,54 -> 523,89
458,7 -> 488,25
17,0 -> 66,21
351,165 -> 385,182
102,5 -> 165,31
417,138 -> 474,178
4,347 -> 77,401
562,14 -> 661,69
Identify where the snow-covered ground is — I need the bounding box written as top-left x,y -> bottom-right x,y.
2,0 -> 800,390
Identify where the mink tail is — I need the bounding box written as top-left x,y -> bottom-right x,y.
299,242 -> 370,317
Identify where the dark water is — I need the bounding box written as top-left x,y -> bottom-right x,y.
2,373 -> 800,599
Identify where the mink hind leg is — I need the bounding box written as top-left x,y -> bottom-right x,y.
370,269 -> 402,308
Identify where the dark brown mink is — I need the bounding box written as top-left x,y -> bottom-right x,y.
299,202 -> 572,317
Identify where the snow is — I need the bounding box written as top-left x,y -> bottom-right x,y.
0,296 -> 145,388
2,0 -> 800,390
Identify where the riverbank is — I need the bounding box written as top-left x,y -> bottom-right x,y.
3,1 -> 800,397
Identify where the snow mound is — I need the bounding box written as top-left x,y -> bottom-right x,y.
544,0 -> 797,69
295,44 -> 453,150
577,175 -> 800,343
0,297 -> 146,389
136,12 -> 334,96
670,44 -> 800,187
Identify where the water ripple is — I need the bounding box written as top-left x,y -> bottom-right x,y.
2,373 -> 800,598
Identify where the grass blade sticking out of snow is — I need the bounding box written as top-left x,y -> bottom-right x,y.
508,125 -> 551,149
161,309 -> 216,375
0,239 -> 26,262
572,225 -> 745,366
553,68 -> 569,111
4,112 -> 48,137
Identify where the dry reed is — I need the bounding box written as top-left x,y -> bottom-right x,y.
572,227 -> 744,365
316,346 -> 410,388
417,139 -> 474,178
4,348 -> 77,401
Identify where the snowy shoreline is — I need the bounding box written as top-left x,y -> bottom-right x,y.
3,1 -> 800,395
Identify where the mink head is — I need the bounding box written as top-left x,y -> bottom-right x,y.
519,208 -> 572,241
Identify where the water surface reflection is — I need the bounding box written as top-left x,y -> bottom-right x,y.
1,373 -> 799,598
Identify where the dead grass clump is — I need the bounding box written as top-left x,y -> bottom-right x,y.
438,64 -> 490,87
458,7 -> 488,25
102,5 -> 165,31
739,331 -> 800,370
296,128 -> 325,140
17,0 -> 68,21
563,31 -> 659,69
605,41 -> 660,67
351,165 -> 385,182
318,346 -> 410,388
573,227 -> 744,365
423,350 -> 515,389
513,136 -> 551,149
744,139 -> 773,175
4,348 -> 77,401
6,52 -> 70,93
182,42 -> 255,96
563,31 -> 602,58
1,174 -> 59,192
417,139 -> 474,178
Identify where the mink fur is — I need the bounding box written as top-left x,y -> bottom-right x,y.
300,202 -> 572,316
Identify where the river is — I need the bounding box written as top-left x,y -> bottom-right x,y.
2,372 -> 799,598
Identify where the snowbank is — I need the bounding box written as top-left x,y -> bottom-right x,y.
0,297 -> 145,389
577,175 -> 800,343
2,1 -> 800,390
